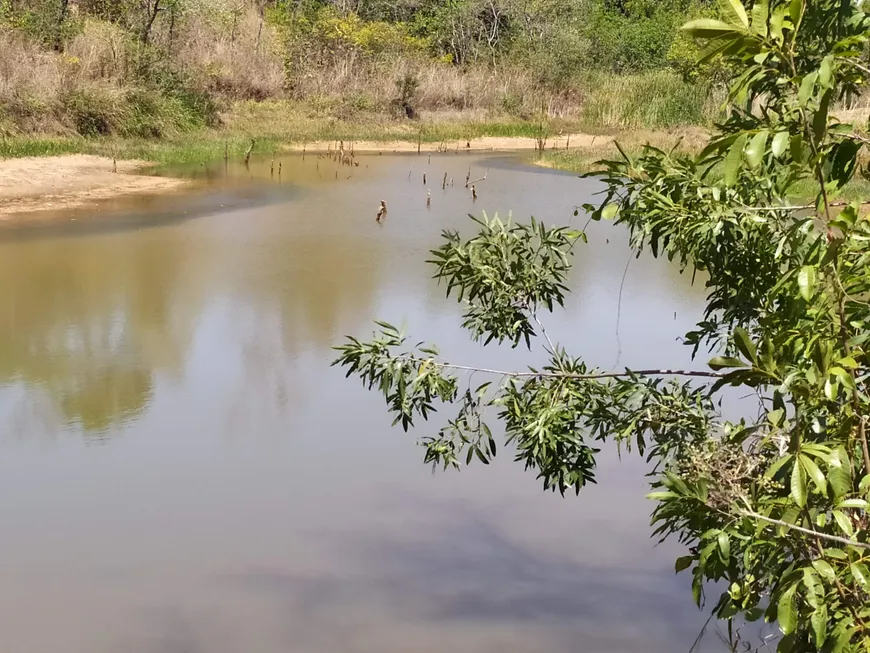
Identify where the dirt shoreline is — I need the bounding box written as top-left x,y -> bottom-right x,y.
0,154 -> 189,218
285,133 -> 611,153
0,134 -> 613,216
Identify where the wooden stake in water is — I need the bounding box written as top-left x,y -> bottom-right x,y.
422,173 -> 426,185
244,139 -> 254,168
442,172 -> 447,190
278,162 -> 282,180
465,168 -> 471,188
376,200 -> 387,223
471,184 -> 477,202
426,189 -> 431,210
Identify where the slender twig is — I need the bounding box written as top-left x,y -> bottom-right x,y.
530,310 -> 555,353
741,510 -> 870,550
738,199 -> 870,213
393,354 -> 724,379
613,254 -> 632,368
845,59 -> 870,77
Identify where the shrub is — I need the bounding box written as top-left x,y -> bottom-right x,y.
62,86 -> 119,135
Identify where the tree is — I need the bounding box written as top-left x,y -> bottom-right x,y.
334,0 -> 870,650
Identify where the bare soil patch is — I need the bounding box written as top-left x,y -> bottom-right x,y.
0,155 -> 188,218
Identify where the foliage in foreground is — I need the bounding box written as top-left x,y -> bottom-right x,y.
335,1 -> 870,650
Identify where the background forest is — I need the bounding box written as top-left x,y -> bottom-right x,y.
0,0 -> 726,139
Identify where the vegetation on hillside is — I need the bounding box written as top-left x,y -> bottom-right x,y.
336,0 -> 870,650
0,0 -> 724,141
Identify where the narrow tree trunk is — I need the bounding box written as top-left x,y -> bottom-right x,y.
141,0 -> 161,45
167,3 -> 176,56
53,0 -> 70,52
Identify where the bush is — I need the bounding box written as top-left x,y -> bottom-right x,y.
585,9 -> 680,72
62,86 -> 119,135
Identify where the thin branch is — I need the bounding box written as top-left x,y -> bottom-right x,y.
395,354 -> 724,380
612,253 -> 632,368
741,510 -> 870,551
845,59 -> 870,78
530,310 -> 556,353
738,199 -> 870,213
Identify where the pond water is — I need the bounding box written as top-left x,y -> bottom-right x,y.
0,151 -> 723,653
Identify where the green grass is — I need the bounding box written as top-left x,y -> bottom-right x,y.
538,149 -> 604,173
0,137 -> 91,158
578,70 -> 720,131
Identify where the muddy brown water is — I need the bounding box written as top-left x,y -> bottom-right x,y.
0,152 -> 725,653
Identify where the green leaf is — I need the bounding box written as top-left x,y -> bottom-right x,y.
814,89 -> 832,141
682,18 -> 742,38
745,131 -> 768,168
733,326 -> 757,363
827,449 -> 852,498
800,454 -> 826,494
767,408 -> 785,427
601,204 -> 618,220
788,0 -> 801,25
777,583 -> 798,635
646,491 -> 679,500
708,356 -> 746,370
836,356 -> 858,369
791,458 -> 807,508
832,510 -> 853,537
718,531 -> 731,563
824,376 -> 837,401
829,367 -> 856,391
721,0 -> 749,28
798,71 -> 817,107
771,131 -> 790,158
802,567 -> 823,607
675,556 -> 694,573
790,134 -> 804,161
837,498 -> 868,509
750,0 -> 769,35
811,559 -> 836,581
832,624 -> 856,653
765,454 -> 793,479
724,134 -> 747,187
819,56 -> 834,88
851,563 -> 870,590
798,266 -> 816,302
811,604 -> 828,648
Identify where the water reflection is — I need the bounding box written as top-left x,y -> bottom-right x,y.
0,152 -> 721,653
0,228 -> 203,436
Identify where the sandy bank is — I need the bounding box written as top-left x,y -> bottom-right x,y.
0,155 -> 188,217
285,133 -> 613,153
0,134 -> 614,216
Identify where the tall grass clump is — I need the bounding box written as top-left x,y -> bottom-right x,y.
579,70 -> 719,130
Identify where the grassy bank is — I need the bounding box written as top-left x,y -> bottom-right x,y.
0,63 -> 720,164
0,102 -> 588,164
